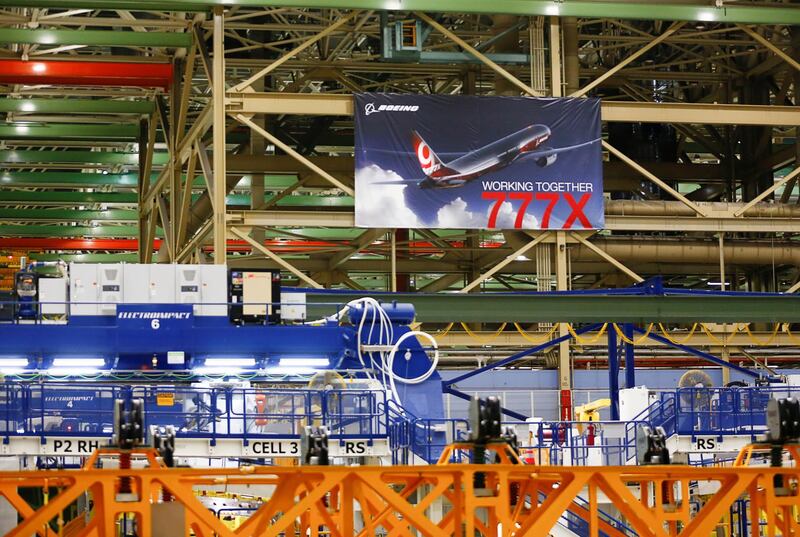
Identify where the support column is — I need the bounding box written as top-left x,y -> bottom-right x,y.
719,233 -> 730,385
250,78 -> 266,252
550,18 -> 570,419
556,231 -> 572,419
549,17 -> 562,97
394,229 -> 410,291
212,6 -> 226,264
562,17 -> 579,95
624,323 -> 636,389
390,230 -> 397,292
608,326 -> 620,421
168,59 -> 181,262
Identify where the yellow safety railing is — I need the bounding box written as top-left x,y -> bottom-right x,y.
425,321 -> 800,346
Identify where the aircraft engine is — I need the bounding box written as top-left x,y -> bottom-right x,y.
536,153 -> 557,167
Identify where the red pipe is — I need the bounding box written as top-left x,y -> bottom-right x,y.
0,60 -> 173,89
0,237 -> 489,254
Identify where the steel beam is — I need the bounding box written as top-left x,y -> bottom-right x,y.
212,6 -> 226,264
0,172 -> 141,188
0,28 -> 191,48
302,292 -> 800,323
0,150 -> 168,165
0,192 -> 137,205
434,330 -> 800,348
0,237 -> 160,250
0,209 -> 136,222
0,1 -> 795,25
0,59 -> 173,89
0,225 -> 146,237
0,98 -> 154,114
229,209 -> 800,233
0,124 -> 138,140
228,93 -> 800,126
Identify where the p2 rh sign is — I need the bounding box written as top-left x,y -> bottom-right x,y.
354,93 -> 603,230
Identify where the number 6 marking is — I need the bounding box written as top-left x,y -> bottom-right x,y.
151,319 -> 160,330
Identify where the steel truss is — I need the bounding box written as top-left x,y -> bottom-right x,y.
3,445 -> 800,537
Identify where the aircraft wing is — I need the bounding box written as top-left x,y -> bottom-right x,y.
524,138 -> 601,158
371,179 -> 423,186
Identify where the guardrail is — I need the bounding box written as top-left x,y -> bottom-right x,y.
0,382 -> 390,446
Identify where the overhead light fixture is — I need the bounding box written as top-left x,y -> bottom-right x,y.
52,358 -> 105,368
0,358 -> 28,367
0,358 -> 29,375
48,357 -> 105,376
31,63 -> 46,73
267,366 -> 317,375
20,102 -> 36,113
545,3 -> 560,16
193,367 -> 243,376
203,358 -> 256,368
697,10 -> 716,22
278,358 -> 329,367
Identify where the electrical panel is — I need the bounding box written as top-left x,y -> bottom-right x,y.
122,264 -> 148,305
70,263 -> 228,317
98,264 -> 122,315
280,291 -> 307,322
39,278 -> 67,317
69,263 -> 121,316
229,269 -> 281,324
176,264 -> 226,316
149,264 -> 176,304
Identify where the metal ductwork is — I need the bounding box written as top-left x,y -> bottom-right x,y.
572,238 -> 800,266
605,199 -> 800,218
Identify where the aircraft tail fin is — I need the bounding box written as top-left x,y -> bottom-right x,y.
411,130 -> 446,177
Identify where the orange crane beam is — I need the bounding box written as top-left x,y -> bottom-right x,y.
1,445 -> 799,537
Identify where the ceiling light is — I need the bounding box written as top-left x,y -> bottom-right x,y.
52,358 -> 105,367
278,358 -> 329,367
31,63 -> 46,73
193,367 -> 242,376
267,366 -> 317,375
0,358 -> 29,368
204,358 -> 255,367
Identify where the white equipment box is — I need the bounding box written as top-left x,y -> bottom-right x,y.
39,278 -> 67,316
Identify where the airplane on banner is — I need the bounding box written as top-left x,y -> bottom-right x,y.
406,125 -> 599,189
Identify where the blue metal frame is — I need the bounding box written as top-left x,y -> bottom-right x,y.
0,382 -> 392,446
623,323 -> 635,388
632,327 -> 764,380
608,326 -> 620,420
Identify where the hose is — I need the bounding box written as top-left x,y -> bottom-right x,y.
307,297 -> 440,410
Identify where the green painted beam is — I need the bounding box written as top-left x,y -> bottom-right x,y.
31,253 -> 139,263
0,225 -> 132,237
303,293 -> 800,323
225,194 -> 354,207
0,172 -> 140,188
0,124 -> 138,140
0,190 -> 351,206
0,150 -> 169,165
0,225 -> 161,237
0,209 -> 137,221
0,98 -> 154,115
0,28 -> 191,48
0,0 -> 795,24
0,192 -> 138,204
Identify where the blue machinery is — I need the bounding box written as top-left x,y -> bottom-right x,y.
0,272 -> 792,465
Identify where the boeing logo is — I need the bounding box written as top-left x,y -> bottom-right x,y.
117,312 -> 191,320
365,103 -> 419,116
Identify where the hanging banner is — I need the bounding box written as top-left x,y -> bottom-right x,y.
354,93 -> 603,230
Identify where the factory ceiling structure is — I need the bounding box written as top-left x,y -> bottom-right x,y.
0,0 -> 799,296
